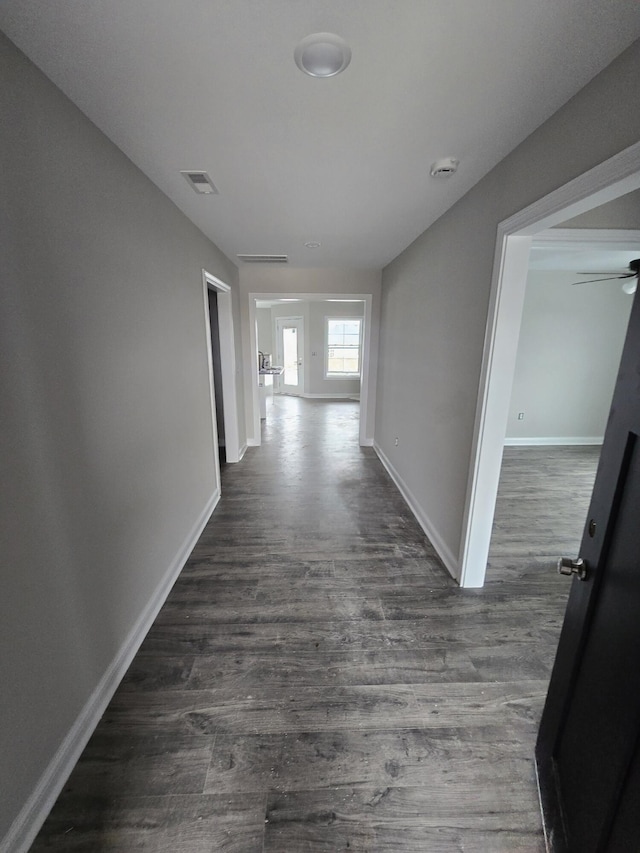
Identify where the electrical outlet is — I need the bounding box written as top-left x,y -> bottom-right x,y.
517,412 -> 525,420
394,437 -> 399,446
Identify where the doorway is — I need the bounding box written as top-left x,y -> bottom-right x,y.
202,270 -> 242,467
485,228 -> 637,580
459,141 -> 640,588
247,292 -> 377,448
275,316 -> 304,396
207,289 -> 226,464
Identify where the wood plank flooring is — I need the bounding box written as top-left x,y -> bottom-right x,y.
30,400 -> 600,852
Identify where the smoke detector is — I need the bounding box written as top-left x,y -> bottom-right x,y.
430,158 -> 459,178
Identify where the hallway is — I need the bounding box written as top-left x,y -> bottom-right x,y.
31,397 -> 574,852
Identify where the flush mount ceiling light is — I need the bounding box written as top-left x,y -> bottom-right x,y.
294,33 -> 351,78
304,241 -> 321,249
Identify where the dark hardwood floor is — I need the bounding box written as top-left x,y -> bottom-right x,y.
30,399 -> 600,851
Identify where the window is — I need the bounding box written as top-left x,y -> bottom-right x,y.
326,317 -> 362,378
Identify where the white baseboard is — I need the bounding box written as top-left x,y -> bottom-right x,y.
373,443 -> 459,581
504,436 -> 604,447
2,490 -> 219,853
246,437 -> 260,447
301,392 -> 360,400
273,391 -> 360,401
237,443 -> 248,461
359,437 -> 374,447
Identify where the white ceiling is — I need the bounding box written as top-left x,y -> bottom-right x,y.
529,248 -> 640,274
2,1 -> 640,269
530,236 -> 640,274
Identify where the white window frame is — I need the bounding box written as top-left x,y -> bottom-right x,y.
325,316 -> 363,379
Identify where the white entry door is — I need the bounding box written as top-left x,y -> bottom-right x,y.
276,317 -> 304,396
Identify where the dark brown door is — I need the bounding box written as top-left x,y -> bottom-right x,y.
536,284 -> 640,852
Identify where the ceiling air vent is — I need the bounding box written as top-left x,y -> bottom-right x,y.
180,170 -> 219,194
237,254 -> 289,264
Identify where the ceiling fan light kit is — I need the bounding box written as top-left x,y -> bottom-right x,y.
571,258 -> 639,293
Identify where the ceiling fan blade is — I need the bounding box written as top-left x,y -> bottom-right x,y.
571,260 -> 639,287
571,274 -> 634,286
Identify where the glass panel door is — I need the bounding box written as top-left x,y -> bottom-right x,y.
276,317 -> 304,395
282,327 -> 299,385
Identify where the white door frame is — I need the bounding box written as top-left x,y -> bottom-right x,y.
202,270 -> 241,467
248,292 -> 374,447
459,141 -> 640,588
275,315 -> 305,395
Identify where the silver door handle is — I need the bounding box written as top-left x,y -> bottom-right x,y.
557,557 -> 588,581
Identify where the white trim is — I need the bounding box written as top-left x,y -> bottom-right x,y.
202,270 -> 241,464
504,436 -> 604,447
460,139 -> 640,589
248,297 -> 262,444
533,228 -> 640,248
2,492 -> 219,853
237,442 -> 248,461
458,234 -> 533,588
358,296 -> 374,447
493,142 -> 640,237
374,442 -> 459,581
301,392 -> 360,400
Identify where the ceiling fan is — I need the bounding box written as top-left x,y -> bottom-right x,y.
572,258 -> 640,294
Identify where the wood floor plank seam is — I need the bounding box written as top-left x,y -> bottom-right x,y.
29,400 -> 594,852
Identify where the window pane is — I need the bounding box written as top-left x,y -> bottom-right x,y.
283,327 -> 298,385
327,347 -> 360,374
326,318 -> 362,376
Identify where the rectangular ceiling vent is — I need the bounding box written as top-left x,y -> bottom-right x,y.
237,254 -> 289,264
180,170 -> 219,194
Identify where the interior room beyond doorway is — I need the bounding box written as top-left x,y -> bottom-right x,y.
486,189 -> 640,585
255,297 -> 365,424
460,143 -> 640,589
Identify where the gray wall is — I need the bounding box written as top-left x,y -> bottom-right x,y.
308,301 -> 363,397
560,187 -> 640,229
256,307 -> 273,357
375,39 -> 640,572
0,33 -> 242,843
506,271 -> 632,441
